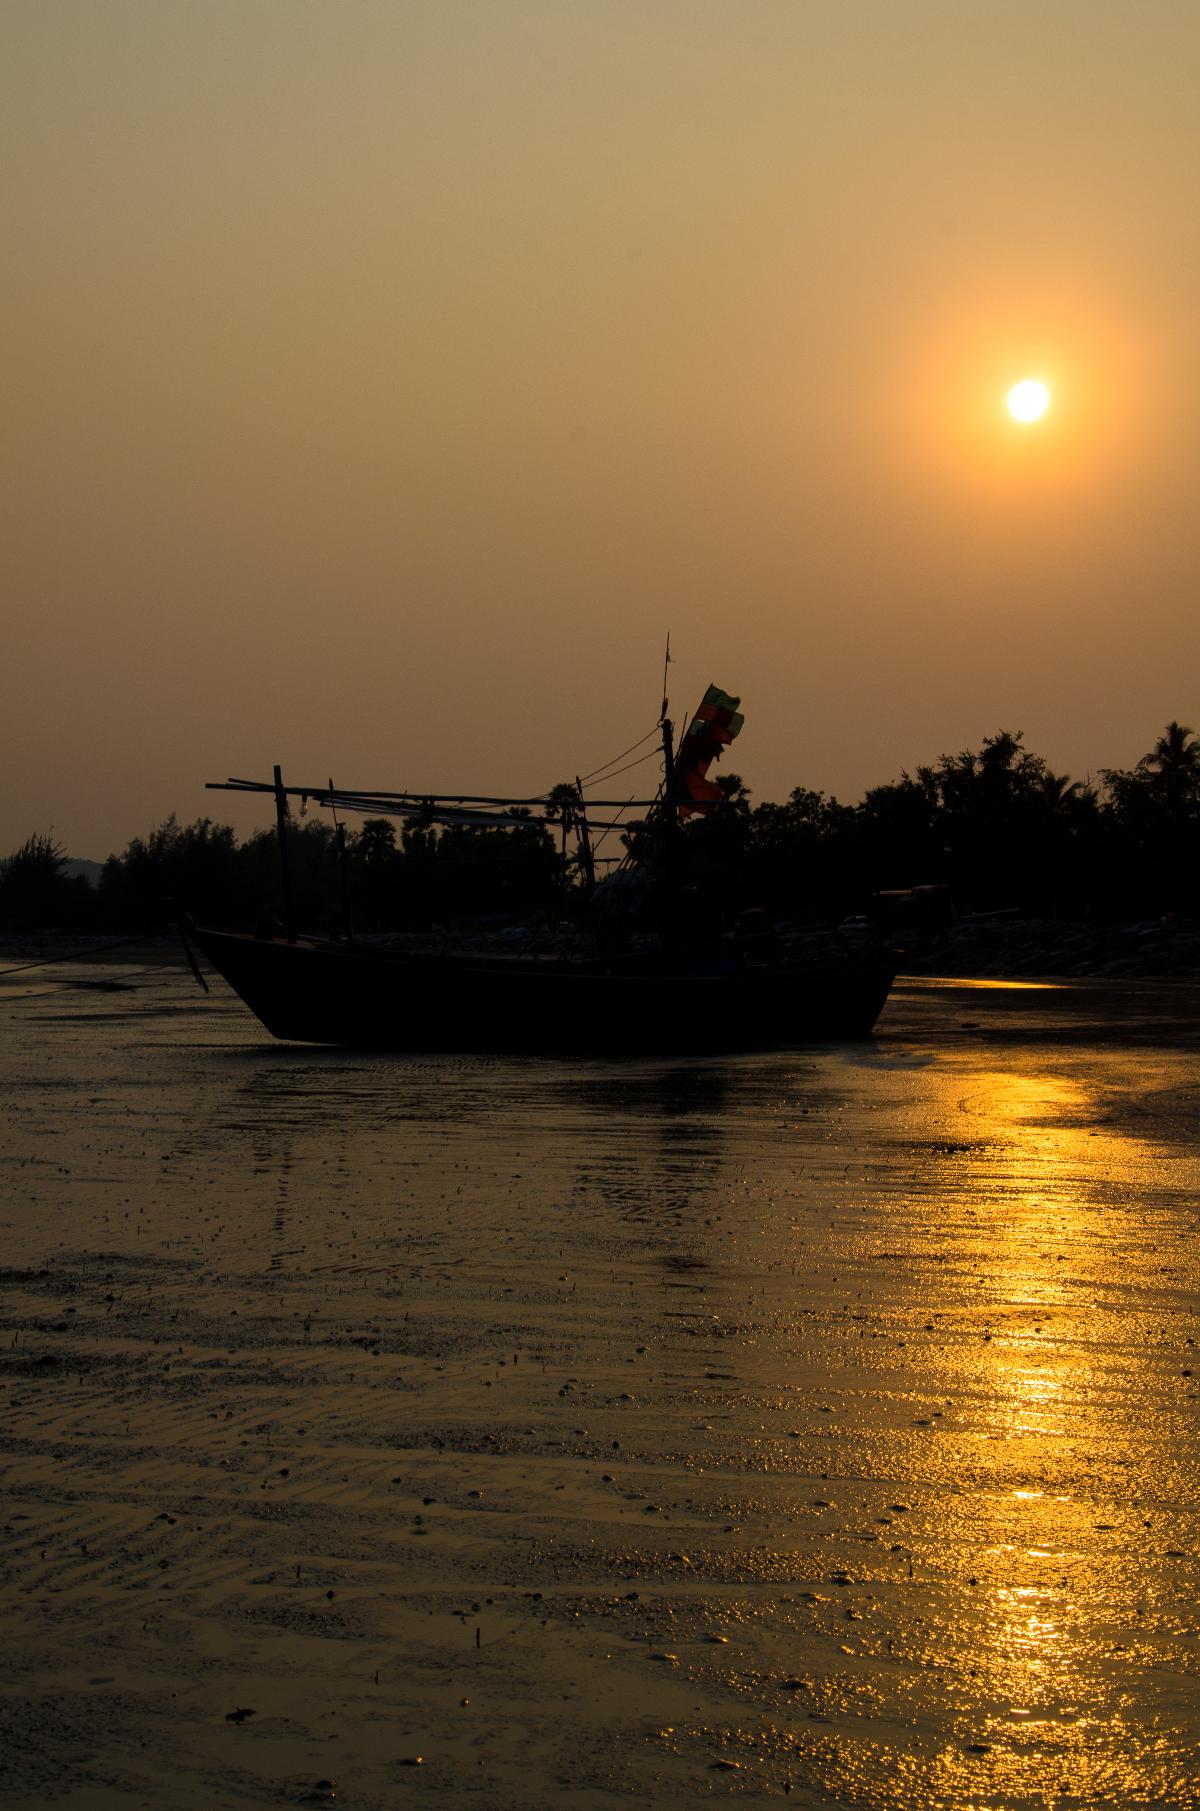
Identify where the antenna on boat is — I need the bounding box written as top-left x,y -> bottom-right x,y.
660,632 -> 671,725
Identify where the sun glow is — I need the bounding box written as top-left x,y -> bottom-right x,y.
1007,379 -> 1051,423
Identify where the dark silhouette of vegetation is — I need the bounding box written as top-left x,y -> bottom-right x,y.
345,808 -> 561,928
0,833 -> 97,932
1100,721 -> 1200,913
3,721 -> 1197,935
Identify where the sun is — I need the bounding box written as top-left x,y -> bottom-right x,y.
1007,378 -> 1050,423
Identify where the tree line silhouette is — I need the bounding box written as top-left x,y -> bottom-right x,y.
3,721 -> 1197,935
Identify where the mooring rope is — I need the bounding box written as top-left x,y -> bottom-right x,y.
0,930 -> 175,979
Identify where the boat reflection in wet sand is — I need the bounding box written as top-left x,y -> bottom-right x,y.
190,684 -> 895,1053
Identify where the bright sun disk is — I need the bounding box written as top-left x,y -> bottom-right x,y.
1007,379 -> 1050,423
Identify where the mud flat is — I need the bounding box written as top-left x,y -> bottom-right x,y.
1,965 -> 1198,1808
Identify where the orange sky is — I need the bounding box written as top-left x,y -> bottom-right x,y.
4,1 -> 1198,856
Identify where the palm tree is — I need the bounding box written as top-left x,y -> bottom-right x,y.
354,818 -> 398,867
1140,721 -> 1200,814
543,782 -> 581,858
1037,770 -> 1084,812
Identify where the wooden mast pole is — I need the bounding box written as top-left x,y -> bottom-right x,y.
658,631 -> 678,830
329,776 -> 354,943
656,630 -> 691,958
573,776 -> 596,894
660,715 -> 678,830
273,764 -> 296,943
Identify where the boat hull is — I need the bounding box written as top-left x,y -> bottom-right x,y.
189,924 -> 895,1053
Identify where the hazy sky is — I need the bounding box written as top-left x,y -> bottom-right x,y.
4,1 -> 1198,857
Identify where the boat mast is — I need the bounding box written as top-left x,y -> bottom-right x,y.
658,633 -> 679,833
659,713 -> 678,830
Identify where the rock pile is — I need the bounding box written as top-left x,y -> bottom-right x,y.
900,916 -> 1200,979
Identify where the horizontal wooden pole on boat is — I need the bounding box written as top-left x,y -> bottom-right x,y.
207,779 -> 662,808
205,782 -> 654,831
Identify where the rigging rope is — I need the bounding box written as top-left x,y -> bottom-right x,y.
588,783 -> 661,861
579,747 -> 661,790
0,954 -> 190,1006
574,723 -> 661,786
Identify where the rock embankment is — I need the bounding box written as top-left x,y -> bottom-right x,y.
900,916 -> 1200,979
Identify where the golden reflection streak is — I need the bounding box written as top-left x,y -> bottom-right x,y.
905,976 -> 1065,991
917,1058 -> 1182,1798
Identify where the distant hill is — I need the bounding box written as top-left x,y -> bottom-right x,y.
63,858 -> 103,888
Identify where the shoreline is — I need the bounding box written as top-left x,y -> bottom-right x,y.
4,916 -> 1200,986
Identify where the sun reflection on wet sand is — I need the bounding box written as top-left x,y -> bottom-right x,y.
910,976 -> 1065,990
693,987 -> 1199,1803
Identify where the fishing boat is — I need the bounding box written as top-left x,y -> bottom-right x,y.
186,686 -> 895,1052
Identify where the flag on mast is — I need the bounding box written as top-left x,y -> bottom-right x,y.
674,684 -> 744,814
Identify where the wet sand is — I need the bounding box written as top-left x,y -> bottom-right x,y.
2,966 -> 1198,1808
